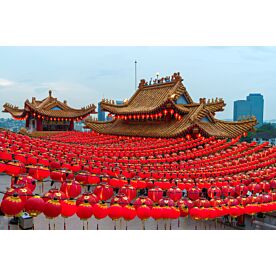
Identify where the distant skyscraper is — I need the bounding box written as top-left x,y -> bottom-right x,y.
233,93 -> 264,127
98,100 -> 123,121
98,102 -> 105,121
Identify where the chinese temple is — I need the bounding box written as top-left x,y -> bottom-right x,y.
85,72 -> 257,138
3,90 -> 96,132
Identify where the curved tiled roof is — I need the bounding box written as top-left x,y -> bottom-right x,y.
101,74 -> 193,115
3,90 -> 96,119
85,72 -> 257,138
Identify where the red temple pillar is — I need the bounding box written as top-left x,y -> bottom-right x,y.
25,117 -> 30,128
36,118 -> 43,131
69,120 -> 74,131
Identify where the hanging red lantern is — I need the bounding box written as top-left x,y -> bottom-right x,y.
61,199 -> 77,218
119,185 -> 137,201
235,184 -> 249,196
137,204 -> 151,220
134,196 -> 153,209
5,161 -> 25,176
28,165 -> 50,181
76,201 -> 94,220
94,184 -> 114,201
148,187 -> 163,203
76,193 -> 99,206
122,204 -> 137,221
110,193 -> 130,207
93,202 -> 109,220
207,186 -> 222,199
15,174 -> 36,192
151,205 -> 163,220
60,180 -> 82,198
188,187 -> 201,201
43,188 -> 67,202
1,194 -> 24,217
43,198 -> 62,219
108,203 -> 123,220
24,195 -> 45,217
167,186 -> 182,201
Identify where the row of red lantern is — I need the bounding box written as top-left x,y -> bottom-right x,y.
114,109 -> 182,121
189,202 -> 276,220
2,191 -> 276,223
0,193 -> 184,221
30,111 -> 89,122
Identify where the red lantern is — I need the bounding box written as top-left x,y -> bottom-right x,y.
43,189 -> 66,202
94,184 -> 114,201
108,203 -> 123,220
61,199 -> 77,218
93,202 -> 109,220
122,204 -> 137,221
137,204 -> 151,220
60,180 -> 82,198
188,187 -> 201,201
1,194 -> 24,217
148,187 -> 163,203
207,186 -> 222,199
119,185 -> 137,201
29,165 -> 50,181
110,193 -> 130,207
134,196 -> 153,209
5,161 -> 24,176
76,201 -> 94,220
151,205 -> 163,220
76,193 -> 99,206
43,199 -> 62,219
24,195 -> 45,217
167,186 -> 182,201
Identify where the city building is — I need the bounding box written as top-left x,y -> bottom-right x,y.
3,90 -> 96,133
233,93 -> 264,127
85,72 -> 257,138
98,102 -> 106,121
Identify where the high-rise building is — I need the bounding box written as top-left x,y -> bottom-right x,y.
98,102 -> 106,121
98,100 -> 124,121
233,93 -> 264,127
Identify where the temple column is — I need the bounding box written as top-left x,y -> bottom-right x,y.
25,116 -> 30,128
69,120 -> 74,131
36,118 -> 43,131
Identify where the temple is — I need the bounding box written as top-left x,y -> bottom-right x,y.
3,90 -> 96,132
85,72 -> 257,138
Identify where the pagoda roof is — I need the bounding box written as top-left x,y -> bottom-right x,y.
85,107 -> 257,138
100,72 -> 193,115
85,72 -> 257,138
3,90 -> 96,119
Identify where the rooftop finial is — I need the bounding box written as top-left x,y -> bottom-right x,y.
49,90 -> 52,97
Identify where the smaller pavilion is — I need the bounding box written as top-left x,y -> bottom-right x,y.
3,90 -> 96,132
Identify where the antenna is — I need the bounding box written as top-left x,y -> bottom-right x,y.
135,60 -> 137,90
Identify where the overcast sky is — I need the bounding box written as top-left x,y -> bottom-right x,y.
0,46 -> 275,119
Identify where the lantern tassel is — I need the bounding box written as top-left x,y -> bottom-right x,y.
64,218 -> 66,230
126,221 -> 128,230
114,220 -> 116,230
48,220 -> 51,230
156,221 -> 158,230
83,221 -> 85,230
142,220 -> 145,230
120,218 -> 122,230
170,220 -> 172,230
87,221 -> 89,230
178,218 -> 180,228
97,223 -> 99,230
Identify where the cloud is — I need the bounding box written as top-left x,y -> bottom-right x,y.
0,78 -> 13,87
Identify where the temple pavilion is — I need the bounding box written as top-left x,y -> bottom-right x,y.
85,72 -> 257,138
3,90 -> 96,132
